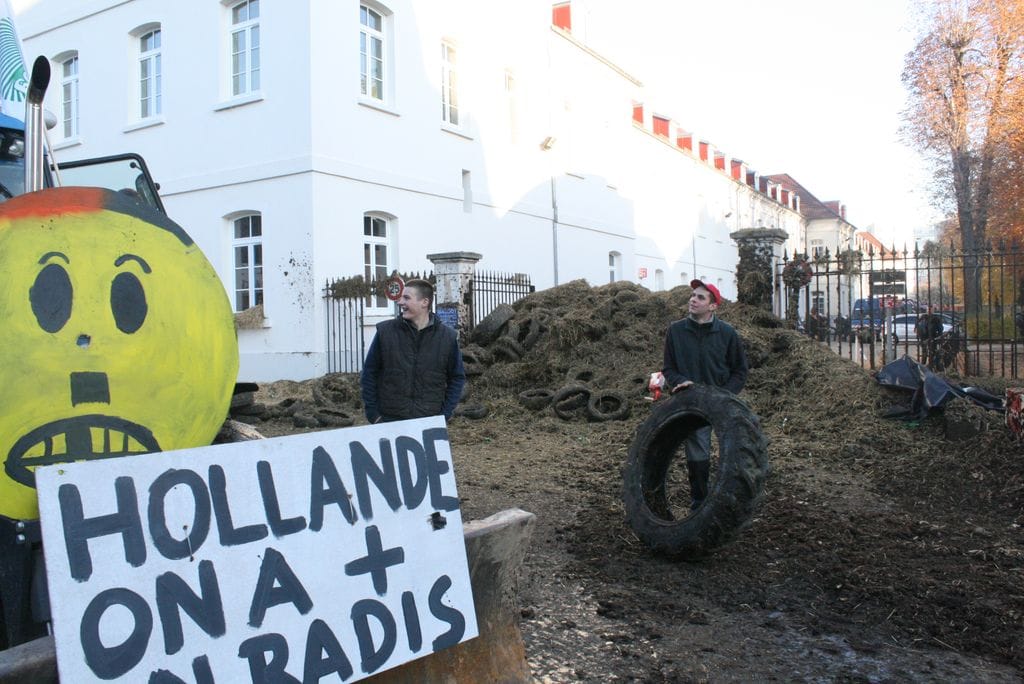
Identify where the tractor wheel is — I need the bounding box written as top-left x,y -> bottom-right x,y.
623,384 -> 769,559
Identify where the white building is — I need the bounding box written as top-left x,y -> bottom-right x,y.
15,0 -> 839,381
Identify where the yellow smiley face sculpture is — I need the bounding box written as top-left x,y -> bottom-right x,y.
0,187 -> 239,520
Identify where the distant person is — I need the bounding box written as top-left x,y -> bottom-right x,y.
915,307 -> 944,368
663,279 -> 749,510
361,279 -> 466,423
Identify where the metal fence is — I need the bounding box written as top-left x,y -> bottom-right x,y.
779,242 -> 1024,378
322,274 -> 432,374
324,270 -> 532,373
469,270 -> 535,326
323,285 -> 366,373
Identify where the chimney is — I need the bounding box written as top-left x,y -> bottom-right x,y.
552,2 -> 571,31
652,115 -> 669,137
676,132 -> 693,151
632,103 -> 643,124
840,203 -> 847,219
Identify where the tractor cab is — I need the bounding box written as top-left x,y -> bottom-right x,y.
0,113 -> 164,212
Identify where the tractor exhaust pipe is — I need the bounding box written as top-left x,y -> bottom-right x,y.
25,56 -> 50,193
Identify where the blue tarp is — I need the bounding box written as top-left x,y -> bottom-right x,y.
875,355 -> 1003,419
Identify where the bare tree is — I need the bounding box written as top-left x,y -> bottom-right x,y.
902,0 -> 1024,311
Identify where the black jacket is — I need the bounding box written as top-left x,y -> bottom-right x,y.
360,314 -> 465,422
663,316 -> 748,394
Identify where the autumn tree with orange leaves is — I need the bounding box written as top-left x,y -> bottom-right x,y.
902,0 -> 1024,311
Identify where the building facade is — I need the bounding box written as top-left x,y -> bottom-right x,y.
15,0 -> 850,380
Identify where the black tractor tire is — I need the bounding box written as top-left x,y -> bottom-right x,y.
623,385 -> 769,559
552,383 -> 591,420
587,391 -> 631,422
518,388 -> 554,411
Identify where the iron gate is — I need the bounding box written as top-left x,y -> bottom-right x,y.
778,242 -> 1024,378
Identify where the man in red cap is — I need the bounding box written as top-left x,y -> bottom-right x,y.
662,279 -> 748,510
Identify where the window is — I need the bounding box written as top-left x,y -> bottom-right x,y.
608,252 -> 621,283
810,238 -> 826,259
655,269 -> 664,291
232,214 -> 263,311
812,291 -> 825,313
60,55 -> 79,138
138,29 -> 162,118
441,41 -> 459,126
230,0 -> 260,96
360,5 -> 384,101
364,214 -> 390,309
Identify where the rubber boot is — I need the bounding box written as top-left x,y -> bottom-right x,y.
687,460 -> 710,511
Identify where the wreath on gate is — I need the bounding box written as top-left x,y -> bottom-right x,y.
782,256 -> 814,289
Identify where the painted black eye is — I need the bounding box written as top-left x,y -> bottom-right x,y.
111,272 -> 147,333
30,263 -> 73,333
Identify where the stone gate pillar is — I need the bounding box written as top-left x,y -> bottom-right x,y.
427,251 -> 482,342
730,228 -> 788,312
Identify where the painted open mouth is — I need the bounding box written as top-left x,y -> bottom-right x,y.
5,414 -> 160,488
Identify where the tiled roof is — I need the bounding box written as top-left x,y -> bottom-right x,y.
764,173 -> 850,224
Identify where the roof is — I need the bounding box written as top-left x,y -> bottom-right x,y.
764,173 -> 851,224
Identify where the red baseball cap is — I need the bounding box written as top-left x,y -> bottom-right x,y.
690,279 -> 721,304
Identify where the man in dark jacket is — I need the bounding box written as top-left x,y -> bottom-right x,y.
663,279 -> 748,510
915,306 -> 945,368
361,279 -> 466,423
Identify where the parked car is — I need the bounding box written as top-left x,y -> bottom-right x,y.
890,314 -> 955,343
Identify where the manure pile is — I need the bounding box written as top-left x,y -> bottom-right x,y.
463,279 -> 1021,517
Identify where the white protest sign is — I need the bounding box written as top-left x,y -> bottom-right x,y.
36,416 -> 477,683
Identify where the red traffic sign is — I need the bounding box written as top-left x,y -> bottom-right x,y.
384,275 -> 405,301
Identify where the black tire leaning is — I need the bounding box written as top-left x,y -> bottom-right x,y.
552,383 -> 591,420
472,303 -> 516,345
622,384 -> 769,559
518,388 -> 554,410
520,316 -> 543,351
586,391 -> 631,421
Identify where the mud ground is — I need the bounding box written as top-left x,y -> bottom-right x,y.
255,281 -> 1024,682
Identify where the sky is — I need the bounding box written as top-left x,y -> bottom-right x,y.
574,0 -> 941,247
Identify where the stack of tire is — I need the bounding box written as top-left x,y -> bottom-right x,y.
517,383 -> 631,422
467,303 -> 549,364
